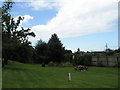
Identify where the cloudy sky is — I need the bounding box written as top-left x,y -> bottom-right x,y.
1,0 -> 119,52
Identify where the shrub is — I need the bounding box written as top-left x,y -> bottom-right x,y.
64,62 -> 72,67
58,62 -> 72,67
48,61 -> 54,66
74,54 -> 92,66
48,61 -> 72,67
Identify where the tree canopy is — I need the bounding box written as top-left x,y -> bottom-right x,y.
2,1 -> 35,66
47,33 -> 65,62
34,39 -> 47,63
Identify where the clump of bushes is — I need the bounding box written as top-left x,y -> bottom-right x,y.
74,54 -> 92,66
48,61 -> 72,67
48,61 -> 54,66
60,62 -> 72,67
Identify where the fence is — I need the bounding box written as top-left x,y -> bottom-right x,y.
92,56 -> 120,67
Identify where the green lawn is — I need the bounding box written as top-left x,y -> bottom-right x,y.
2,60 -> 118,88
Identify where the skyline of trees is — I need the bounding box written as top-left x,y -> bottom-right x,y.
1,1 -> 120,67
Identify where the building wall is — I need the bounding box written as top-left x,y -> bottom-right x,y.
92,56 -> 120,67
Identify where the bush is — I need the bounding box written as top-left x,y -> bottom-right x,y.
48,61 -> 59,67
74,54 -> 92,66
48,61 -> 54,66
48,61 -> 72,67
56,62 -> 72,67
63,62 -> 72,67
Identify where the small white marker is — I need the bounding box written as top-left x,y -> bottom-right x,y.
68,72 -> 71,82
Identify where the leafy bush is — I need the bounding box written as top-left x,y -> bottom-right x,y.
64,62 -> 72,67
48,61 -> 72,67
59,62 -> 72,67
74,54 -> 92,66
48,61 -> 54,66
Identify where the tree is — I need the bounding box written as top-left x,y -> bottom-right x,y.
14,43 -> 34,63
2,1 -> 14,65
74,53 -> 92,66
47,33 -> 65,63
64,49 -> 73,63
106,48 -> 114,56
35,39 -> 47,63
2,1 -> 35,67
77,48 -> 80,52
115,48 -> 120,53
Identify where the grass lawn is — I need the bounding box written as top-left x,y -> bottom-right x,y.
2,60 -> 118,88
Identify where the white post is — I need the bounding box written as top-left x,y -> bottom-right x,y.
68,72 -> 71,82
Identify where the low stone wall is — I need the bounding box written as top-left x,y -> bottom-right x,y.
92,56 -> 120,67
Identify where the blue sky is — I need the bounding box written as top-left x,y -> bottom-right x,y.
1,0 -> 119,52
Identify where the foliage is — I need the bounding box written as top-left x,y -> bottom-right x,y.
48,61 -> 72,67
15,43 -> 34,63
64,54 -> 73,63
2,1 -> 35,66
60,62 -> 72,67
47,33 -> 65,63
35,39 -> 47,56
74,53 -> 92,66
48,61 -> 54,66
115,48 -> 120,53
106,48 -> 114,56
64,49 -> 73,63
34,39 -> 48,64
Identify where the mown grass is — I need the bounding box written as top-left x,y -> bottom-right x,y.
2,60 -> 118,88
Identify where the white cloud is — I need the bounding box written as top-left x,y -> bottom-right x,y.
27,0 -> 59,11
29,0 -> 118,42
14,15 -> 34,26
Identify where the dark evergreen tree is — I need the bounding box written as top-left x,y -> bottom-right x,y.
47,33 -> 64,63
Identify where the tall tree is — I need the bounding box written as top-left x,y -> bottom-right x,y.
2,1 -> 35,67
35,39 -> 47,63
47,33 -> 64,63
2,1 -> 15,66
